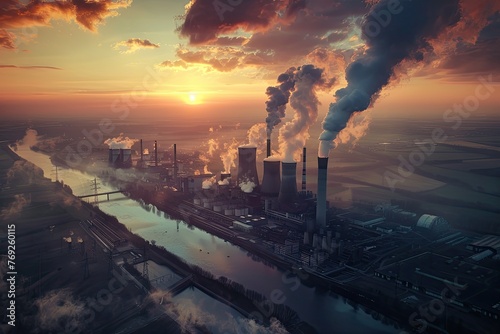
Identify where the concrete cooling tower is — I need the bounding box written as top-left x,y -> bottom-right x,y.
237,146 -> 259,186
261,159 -> 281,196
278,162 -> 297,204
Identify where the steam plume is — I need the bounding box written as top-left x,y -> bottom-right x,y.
278,64 -> 326,162
104,133 -> 138,149
239,180 -> 256,193
220,138 -> 239,173
246,123 -> 267,153
202,176 -> 216,190
319,0 -> 461,157
334,111 -> 372,149
265,67 -> 296,138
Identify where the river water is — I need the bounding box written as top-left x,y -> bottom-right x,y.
15,142 -> 399,334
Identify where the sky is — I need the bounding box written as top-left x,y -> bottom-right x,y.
0,0 -> 499,124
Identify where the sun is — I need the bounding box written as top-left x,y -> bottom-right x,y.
189,93 -> 197,103
184,92 -> 202,105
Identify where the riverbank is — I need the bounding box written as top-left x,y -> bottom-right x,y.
1,144 -> 318,333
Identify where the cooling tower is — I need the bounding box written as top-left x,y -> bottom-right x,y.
278,162 -> 297,204
261,159 -> 281,196
109,149 -> 120,165
221,173 -> 231,181
237,146 -> 259,186
120,149 -> 132,168
316,157 -> 328,229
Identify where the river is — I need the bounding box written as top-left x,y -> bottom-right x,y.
14,141 -> 400,334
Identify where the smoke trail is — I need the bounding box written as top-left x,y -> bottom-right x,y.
334,111 -> 372,149
278,64 -> 327,162
246,122 -> 267,155
199,138 -> 219,174
104,133 -> 138,149
318,0 -> 461,157
220,138 -> 239,173
202,176 -> 216,190
265,67 -> 297,138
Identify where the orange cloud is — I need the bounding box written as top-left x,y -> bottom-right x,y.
0,0 -> 131,50
113,38 -> 159,53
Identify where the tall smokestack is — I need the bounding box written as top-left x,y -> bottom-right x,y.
316,157 -> 328,229
266,139 -> 271,158
173,143 -> 177,179
154,140 -> 158,167
140,139 -> 143,162
261,159 -> 281,196
278,162 -> 297,204
301,147 -> 306,191
237,146 -> 259,186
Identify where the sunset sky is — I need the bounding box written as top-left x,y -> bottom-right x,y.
0,0 -> 499,121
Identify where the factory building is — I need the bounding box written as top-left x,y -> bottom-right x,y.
416,214 -> 449,234
108,149 -> 132,168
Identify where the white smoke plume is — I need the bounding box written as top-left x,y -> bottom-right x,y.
104,133 -> 138,149
220,138 -> 239,174
199,138 -> 219,174
218,178 -> 230,186
0,194 -> 31,221
278,65 -> 327,162
143,148 -> 150,155
334,111 -> 372,149
246,123 -> 267,155
202,176 -> 216,190
239,180 -> 256,193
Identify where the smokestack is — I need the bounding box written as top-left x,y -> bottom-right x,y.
237,146 -> 259,186
278,162 -> 297,204
316,157 -> 328,229
154,140 -> 158,167
173,144 -> 177,179
261,159 -> 281,196
301,147 -> 306,191
140,139 -> 144,162
266,139 -> 271,158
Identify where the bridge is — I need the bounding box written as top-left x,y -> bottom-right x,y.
77,190 -> 124,201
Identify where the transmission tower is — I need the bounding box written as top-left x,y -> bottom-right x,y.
52,165 -> 59,182
91,178 -> 100,205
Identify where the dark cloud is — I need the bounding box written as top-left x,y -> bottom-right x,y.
113,38 -> 159,53
0,0 -> 131,50
171,0 -> 499,82
437,11 -> 500,78
179,0 -> 306,45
